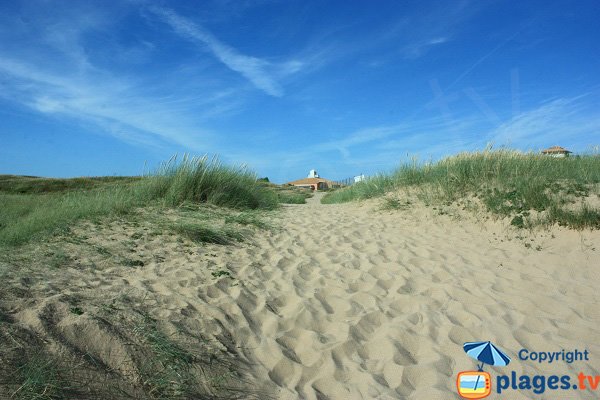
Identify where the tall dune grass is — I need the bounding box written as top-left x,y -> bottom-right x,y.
139,155 -> 278,209
0,156 -> 278,246
322,149 -> 600,229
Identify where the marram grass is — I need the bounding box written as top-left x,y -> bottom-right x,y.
140,155 -> 278,209
322,149 -> 600,229
0,155 -> 278,246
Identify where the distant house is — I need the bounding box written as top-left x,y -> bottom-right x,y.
287,169 -> 341,191
541,146 -> 572,158
354,174 -> 366,183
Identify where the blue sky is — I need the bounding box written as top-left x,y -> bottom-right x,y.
1,0 -> 599,182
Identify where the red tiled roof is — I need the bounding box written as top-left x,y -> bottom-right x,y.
287,177 -> 330,185
541,146 -> 571,154
287,178 -> 337,185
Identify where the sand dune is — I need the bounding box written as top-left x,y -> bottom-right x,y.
5,192 -> 600,399
134,192 -> 600,398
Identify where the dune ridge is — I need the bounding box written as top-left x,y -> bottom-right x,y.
137,192 -> 600,398
4,192 -> 599,399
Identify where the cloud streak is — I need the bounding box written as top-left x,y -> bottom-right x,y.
150,6 -> 288,96
384,1 -> 476,60
486,97 -> 600,149
402,36 -> 450,59
246,94 -> 600,181
0,54 -> 225,151
0,2 -> 250,152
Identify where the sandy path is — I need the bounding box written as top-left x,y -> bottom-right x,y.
129,193 -> 599,399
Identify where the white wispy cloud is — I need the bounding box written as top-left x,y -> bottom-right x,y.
0,2 -> 256,152
0,56 -> 225,150
230,115 -> 476,178
246,95 -> 600,181
428,37 -> 449,45
487,97 -> 600,149
403,36 -> 450,59
0,1 -> 324,161
150,6 -> 292,97
388,1 -> 475,59
155,92 -> 594,177
365,97 -> 600,160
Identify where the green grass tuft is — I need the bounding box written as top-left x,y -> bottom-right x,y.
0,155 -> 278,247
133,312 -> 197,398
13,352 -> 66,400
322,149 -> 600,229
224,211 -> 271,229
140,155 -> 279,210
321,174 -> 394,204
546,204 -> 600,229
0,175 -> 141,195
171,222 -> 244,245
277,192 -> 309,204
380,197 -> 412,210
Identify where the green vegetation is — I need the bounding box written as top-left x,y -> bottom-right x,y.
0,189 -> 137,246
323,149 -> 600,229
12,352 -> 66,400
0,155 -> 279,247
381,197 -> 412,211
142,155 -> 278,209
546,204 -> 600,229
46,248 -> 70,270
225,211 -> 271,229
256,180 -> 313,204
121,258 -> 145,267
1,156 -> 278,399
276,191 -> 310,204
0,175 -> 141,195
211,269 -> 232,279
172,222 -> 244,245
132,312 -> 198,398
1,302 -> 248,399
321,175 -> 393,203
274,187 -> 312,204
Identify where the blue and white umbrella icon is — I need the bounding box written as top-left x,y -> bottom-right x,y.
463,341 -> 511,395
463,341 -> 511,371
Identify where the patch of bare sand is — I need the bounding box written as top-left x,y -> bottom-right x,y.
180,192 -> 600,399
2,193 -> 599,399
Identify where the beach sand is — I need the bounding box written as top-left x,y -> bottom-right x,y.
5,192 -> 600,399
139,192 -> 600,398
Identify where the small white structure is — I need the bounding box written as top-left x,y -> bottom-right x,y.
308,169 -> 320,178
354,174 -> 365,183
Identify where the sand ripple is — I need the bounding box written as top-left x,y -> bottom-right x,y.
12,192 -> 597,399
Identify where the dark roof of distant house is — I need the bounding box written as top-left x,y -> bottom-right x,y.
541,146 -> 572,154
